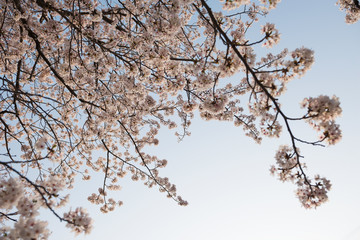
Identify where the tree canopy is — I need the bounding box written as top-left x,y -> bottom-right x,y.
0,0 -> 358,238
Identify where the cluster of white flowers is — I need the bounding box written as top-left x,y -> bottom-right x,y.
192,74 -> 214,91
301,95 -> 342,144
230,24 -> 246,45
63,207 -> 93,235
200,96 -> 229,114
337,0 -> 360,24
87,187 -> 123,213
8,217 -> 50,240
221,0 -> 251,10
258,0 -> 281,10
221,0 -> 281,11
271,146 -> 332,208
40,175 -> 66,195
317,121 -> 342,145
16,197 -> 40,218
286,47 -> 315,77
301,95 -> 342,122
183,102 -> 198,113
296,175 -> 332,209
0,178 -> 23,210
0,178 -> 51,239
267,92 -> 342,208
260,118 -> 282,138
261,23 -> 280,48
273,145 -> 298,180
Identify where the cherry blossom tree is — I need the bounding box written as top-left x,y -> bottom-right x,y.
0,0 -> 355,238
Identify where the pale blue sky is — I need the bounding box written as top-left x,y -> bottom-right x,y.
46,1 -> 360,239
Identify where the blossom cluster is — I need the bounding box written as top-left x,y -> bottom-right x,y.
221,0 -> 281,11
261,23 -> 280,48
301,95 -> 342,145
0,177 -> 88,238
221,0 -> 251,10
295,175 -> 332,209
63,208 -> 93,235
0,178 -> 49,239
337,0 -> 360,24
270,146 -> 332,208
0,178 -> 23,210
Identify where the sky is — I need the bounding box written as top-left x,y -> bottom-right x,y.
45,1 -> 360,239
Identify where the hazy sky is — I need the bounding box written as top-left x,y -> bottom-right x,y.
46,1 -> 360,239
